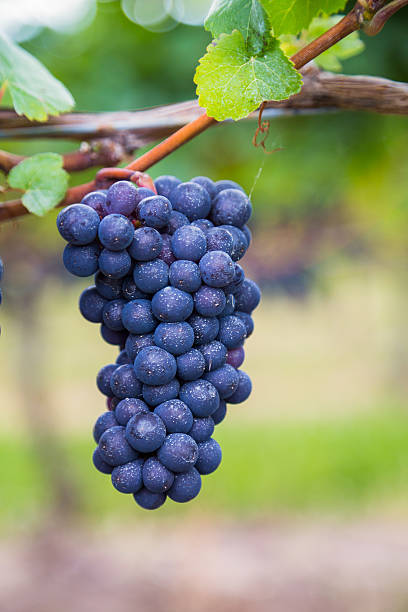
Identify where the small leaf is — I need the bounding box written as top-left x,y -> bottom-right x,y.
8,153 -> 69,216
205,0 -> 269,55
194,30 -> 302,121
260,0 -> 347,36
0,34 -> 74,121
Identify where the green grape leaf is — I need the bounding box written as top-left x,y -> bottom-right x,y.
205,0 -> 269,55
0,34 -> 74,121
260,0 -> 348,36
8,153 -> 69,216
194,30 -> 302,121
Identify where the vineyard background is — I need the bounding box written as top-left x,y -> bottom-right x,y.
1,2 -> 408,610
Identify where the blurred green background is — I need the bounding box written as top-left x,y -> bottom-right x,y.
1,2 -> 408,610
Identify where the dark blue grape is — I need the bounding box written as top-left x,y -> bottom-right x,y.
139,195 -> 172,229
158,233 -> 176,266
79,286 -> 107,323
134,346 -> 177,386
191,176 -> 216,199
217,315 -> 247,349
121,299 -> 156,334
234,279 -> 261,313
223,263 -> 245,294
235,311 -> 254,337
128,227 -> 163,261
154,399 -> 193,434
115,397 -> 149,425
169,260 -> 201,293
98,426 -> 138,466
228,370 -> 252,403
102,299 -> 126,331
157,433 -> 198,472
121,276 -> 147,301
226,345 -> 245,368
94,271 -> 122,300
211,189 -> 252,227
203,364 -> 239,399
154,175 -> 181,200
92,447 -> 113,474
142,457 -> 174,493
176,349 -> 206,381
220,293 -> 235,317
63,242 -> 100,277
220,226 -> 248,261
110,364 -> 142,399
133,259 -> 169,294
154,322 -> 194,355
188,416 -> 214,442
194,286 -> 226,317
105,180 -> 138,216
195,439 -> 222,475
133,487 -> 166,510
151,287 -> 194,322
98,214 -> 134,251
125,412 -> 166,452
199,340 -> 227,372
213,179 -> 245,195
206,227 -> 233,255
93,411 -> 118,443
134,187 -> 156,217
199,251 -> 235,288
111,459 -> 143,493
116,349 -> 131,365
57,204 -> 100,245
125,333 -> 154,361
168,468 -> 201,503
99,248 -> 131,279
188,314 -> 220,345
211,400 -> 227,425
166,210 -> 189,235
179,379 -> 219,417
171,182 -> 211,221
171,225 -> 207,262
142,378 -> 180,407
191,219 -> 214,233
100,325 -> 127,346
82,190 -> 107,217
97,364 -> 118,396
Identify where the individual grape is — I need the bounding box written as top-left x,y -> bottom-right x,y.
157,433 -> 198,472
110,364 -> 142,399
98,426 -> 139,466
168,468 -> 201,503
191,218 -> 214,233
158,233 -> 176,266
203,364 -> 239,399
133,259 -> 169,294
199,251 -> 235,288
125,332 -> 155,361
194,286 -> 226,317
63,242 -> 100,277
121,299 -> 156,334
111,459 -> 144,493
223,263 -> 245,295
220,226 -> 248,261
217,315 -> 247,349
98,248 -> 131,279
93,411 -> 119,443
228,370 -> 252,404
92,447 -> 113,474
142,379 -> 180,407
133,187 -> 156,217
166,210 -> 189,235
234,279 -> 261,313
226,345 -> 245,369
82,190 -> 107,217
154,175 -> 181,200
79,286 -> 107,323
121,276 -> 147,301
98,214 -> 134,251
171,225 -> 207,262
57,204 -> 100,245
97,364 -> 118,396
100,325 -> 127,346
128,227 -> 163,261
220,293 -> 235,317
234,311 -> 254,337
125,412 -> 166,452
195,439 -> 222,475
191,176 -> 216,199
188,314 -> 220,345
94,271 -> 122,300
179,379 -> 219,417
169,260 -> 201,293
116,349 -> 131,365
134,487 -> 166,510
151,287 -> 194,323
139,195 -> 172,229
154,322 -> 194,356
199,340 -> 227,372
211,189 -> 252,227
171,182 -> 211,221
176,349 -> 206,381
154,399 -> 193,434
213,179 -> 245,195
211,400 -> 227,425
102,299 -> 126,331
134,346 -> 177,386
105,180 -> 138,216
188,416 -> 214,442
142,457 -> 174,493
206,227 -> 233,255
115,397 -> 149,426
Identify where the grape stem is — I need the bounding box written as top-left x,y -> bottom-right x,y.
0,0 -> 404,223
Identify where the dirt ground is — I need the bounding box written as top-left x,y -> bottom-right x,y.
1,517 -> 408,612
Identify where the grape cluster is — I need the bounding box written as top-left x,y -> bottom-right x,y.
57,175 -> 260,510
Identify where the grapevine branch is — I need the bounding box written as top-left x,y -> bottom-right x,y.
0,0 -> 404,222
